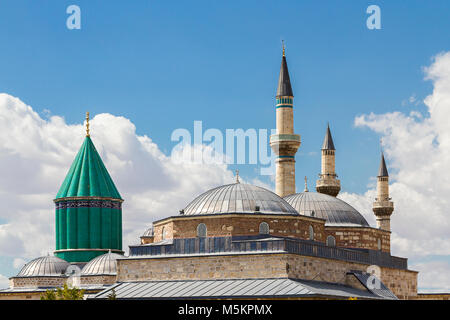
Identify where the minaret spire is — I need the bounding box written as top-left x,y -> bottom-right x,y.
270,44 -> 301,197
316,123 -> 341,197
373,151 -> 394,232
304,176 -> 309,192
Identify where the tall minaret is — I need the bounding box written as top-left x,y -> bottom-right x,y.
270,43 -> 301,197
316,124 -> 341,197
373,152 -> 394,231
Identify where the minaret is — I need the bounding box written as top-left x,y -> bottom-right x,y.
54,112 -> 124,263
270,43 -> 301,197
373,152 -> 394,231
316,124 -> 341,197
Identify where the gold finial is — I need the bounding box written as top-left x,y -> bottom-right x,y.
235,169 -> 240,184
86,112 -> 90,137
304,176 -> 309,192
282,40 -> 285,57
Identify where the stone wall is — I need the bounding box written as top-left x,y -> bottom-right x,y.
80,275 -> 116,285
326,226 -> 391,252
153,215 -> 326,243
10,276 -> 67,288
117,252 -> 417,299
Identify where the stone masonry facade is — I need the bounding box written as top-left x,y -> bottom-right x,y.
117,252 -> 418,299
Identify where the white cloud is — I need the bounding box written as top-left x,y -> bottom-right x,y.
339,52 -> 450,290
0,274 -> 9,289
410,260 -> 450,293
0,93 -> 236,270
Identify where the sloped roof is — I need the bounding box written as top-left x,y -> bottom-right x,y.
378,153 -> 389,177
56,136 -> 121,199
322,124 -> 335,150
89,278 -> 394,300
276,55 -> 294,97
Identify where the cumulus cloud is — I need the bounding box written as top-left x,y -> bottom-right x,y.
0,93 -> 237,274
410,260 -> 450,293
0,274 -> 9,289
339,52 -> 450,290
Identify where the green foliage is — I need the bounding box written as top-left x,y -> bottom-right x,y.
107,288 -> 117,300
40,283 -> 85,300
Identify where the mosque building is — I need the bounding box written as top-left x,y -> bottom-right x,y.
0,47 -> 424,300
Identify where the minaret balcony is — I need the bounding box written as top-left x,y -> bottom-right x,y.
373,200 -> 394,208
270,134 -> 301,155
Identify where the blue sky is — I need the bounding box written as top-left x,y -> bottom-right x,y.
0,1 -> 450,291
1,0 -> 448,193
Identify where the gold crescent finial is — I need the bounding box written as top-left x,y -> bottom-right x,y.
282,40 -> 285,57
86,112 -> 90,137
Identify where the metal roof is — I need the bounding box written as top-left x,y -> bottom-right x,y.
81,251 -> 123,276
284,192 -> 370,227
16,255 -> 70,277
141,224 -> 154,237
378,152 -> 389,177
56,136 -> 122,200
322,124 -> 335,150
350,271 -> 398,299
276,54 -> 294,97
183,183 -> 298,216
90,278 -> 393,300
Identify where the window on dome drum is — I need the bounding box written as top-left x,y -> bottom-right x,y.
326,235 -> 336,247
259,222 -> 270,235
197,223 -> 207,238
309,225 -> 314,241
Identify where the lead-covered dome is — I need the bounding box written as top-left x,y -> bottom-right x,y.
284,192 -> 369,227
183,183 -> 298,215
17,255 -> 70,277
81,251 -> 123,276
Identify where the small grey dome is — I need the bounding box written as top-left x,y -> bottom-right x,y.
142,224 -> 154,237
183,183 -> 298,216
17,255 -> 70,277
81,252 -> 123,276
284,192 -> 370,227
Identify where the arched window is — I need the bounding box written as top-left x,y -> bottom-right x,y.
377,238 -> 382,251
259,222 -> 270,235
197,223 -> 207,237
309,225 -> 314,241
161,227 -> 166,240
326,235 -> 336,247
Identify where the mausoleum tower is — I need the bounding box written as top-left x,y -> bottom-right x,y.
54,112 -> 123,263
373,152 -> 394,231
270,44 -> 301,197
316,124 -> 341,197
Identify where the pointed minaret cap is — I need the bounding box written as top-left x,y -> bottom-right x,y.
378,152 -> 389,177
322,123 -> 335,150
276,42 -> 294,98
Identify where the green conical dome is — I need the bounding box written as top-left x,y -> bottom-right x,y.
56,136 -> 122,200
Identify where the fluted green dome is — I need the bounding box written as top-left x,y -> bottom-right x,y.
56,136 -> 121,199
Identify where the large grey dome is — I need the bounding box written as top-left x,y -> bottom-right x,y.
81,251 -> 123,276
284,192 -> 370,227
17,255 -> 70,277
183,183 -> 298,216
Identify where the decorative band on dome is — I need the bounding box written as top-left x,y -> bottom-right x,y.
55,200 -> 122,210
